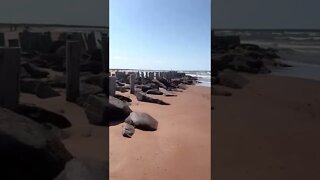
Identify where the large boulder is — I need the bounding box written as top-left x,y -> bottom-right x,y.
125,111 -> 158,131
218,69 -> 248,89
54,158 -> 108,180
22,63 -> 49,78
0,107 -> 73,180
21,79 -> 60,98
84,95 -> 132,126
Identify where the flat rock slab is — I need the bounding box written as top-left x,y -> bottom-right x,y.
135,91 -> 170,105
14,103 -> 72,129
22,63 -> 49,78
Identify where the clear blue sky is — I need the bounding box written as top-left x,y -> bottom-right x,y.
110,0 -> 211,71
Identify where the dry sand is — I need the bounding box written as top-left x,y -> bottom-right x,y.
213,73 -> 320,180
109,86 -> 211,180
19,84 -> 211,180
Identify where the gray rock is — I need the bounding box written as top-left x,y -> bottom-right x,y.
21,79 -> 60,98
0,107 -> 73,180
122,123 -> 135,138
125,111 -> 158,131
84,95 -> 132,126
135,91 -> 170,105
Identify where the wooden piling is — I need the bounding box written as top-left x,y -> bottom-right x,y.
66,41 -> 81,102
0,48 -> 20,109
130,74 -> 136,94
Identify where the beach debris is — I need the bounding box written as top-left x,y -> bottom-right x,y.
218,69 -> 249,89
14,103 -> 72,129
0,107 -> 73,180
54,158 -> 108,180
135,90 -> 170,105
125,111 -> 158,131
122,123 -> 135,138
84,95 -> 132,126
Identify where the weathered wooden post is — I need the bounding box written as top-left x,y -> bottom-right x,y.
109,76 -> 116,96
149,72 -> 154,80
0,33 -> 5,47
160,72 -> 164,78
130,74 -> 136,94
0,48 -> 20,109
155,72 -> 160,80
101,33 -> 108,72
66,41 -> 80,102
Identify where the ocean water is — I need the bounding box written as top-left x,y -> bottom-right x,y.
185,71 -> 211,87
215,29 -> 320,82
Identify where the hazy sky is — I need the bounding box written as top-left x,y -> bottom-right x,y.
0,0 -> 108,26
110,0 -> 211,71
213,0 -> 320,29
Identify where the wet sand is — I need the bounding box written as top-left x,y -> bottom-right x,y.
109,86 -> 211,180
213,73 -> 320,180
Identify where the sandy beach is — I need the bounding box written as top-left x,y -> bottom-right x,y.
110,85 -> 211,180
20,92 -> 108,161
213,73 -> 320,180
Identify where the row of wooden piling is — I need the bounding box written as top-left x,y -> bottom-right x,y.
0,37 -> 109,109
108,70 -> 181,96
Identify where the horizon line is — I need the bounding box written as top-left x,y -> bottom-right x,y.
0,22 -> 108,29
213,28 -> 320,31
110,68 -> 210,72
